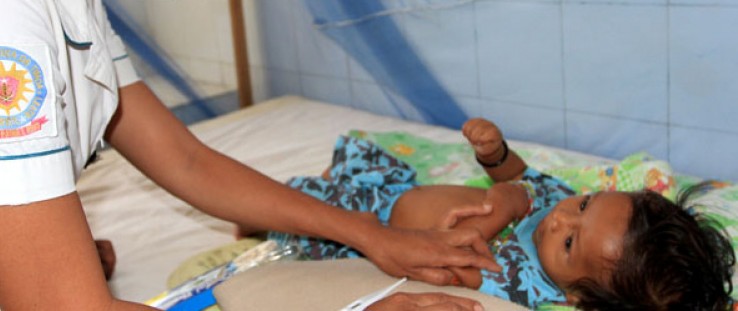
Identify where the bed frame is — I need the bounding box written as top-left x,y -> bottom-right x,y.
229,0 -> 252,108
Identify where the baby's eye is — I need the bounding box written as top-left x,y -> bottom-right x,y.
565,236 -> 573,251
579,195 -> 590,212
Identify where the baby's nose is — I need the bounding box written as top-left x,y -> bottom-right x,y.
550,209 -> 576,231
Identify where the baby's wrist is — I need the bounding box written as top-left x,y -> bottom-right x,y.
476,140 -> 509,168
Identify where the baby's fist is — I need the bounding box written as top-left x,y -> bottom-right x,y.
462,118 -> 504,163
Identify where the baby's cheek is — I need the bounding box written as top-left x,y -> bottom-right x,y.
536,238 -> 564,286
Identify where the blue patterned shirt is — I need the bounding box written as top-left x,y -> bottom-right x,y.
479,167 -> 575,308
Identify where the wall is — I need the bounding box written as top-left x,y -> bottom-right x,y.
121,0 -> 738,181
113,0 -> 239,107
245,0 -> 738,182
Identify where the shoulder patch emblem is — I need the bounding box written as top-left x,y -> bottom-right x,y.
0,45 -> 55,141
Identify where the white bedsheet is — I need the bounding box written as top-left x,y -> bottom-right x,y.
79,95 -> 606,302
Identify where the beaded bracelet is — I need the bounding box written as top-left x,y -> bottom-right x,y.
475,140 -> 509,168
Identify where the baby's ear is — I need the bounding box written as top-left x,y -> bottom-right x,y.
565,292 -> 580,304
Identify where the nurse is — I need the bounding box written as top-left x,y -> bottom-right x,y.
0,1 -> 495,310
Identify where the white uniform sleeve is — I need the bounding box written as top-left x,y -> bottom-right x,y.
0,1 -> 76,205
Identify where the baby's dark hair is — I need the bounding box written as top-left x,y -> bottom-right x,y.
570,182 -> 735,311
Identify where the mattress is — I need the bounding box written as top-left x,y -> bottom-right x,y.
78,95 -> 635,303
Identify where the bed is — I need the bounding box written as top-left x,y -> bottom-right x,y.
79,95 -> 738,309
82,94 -> 523,302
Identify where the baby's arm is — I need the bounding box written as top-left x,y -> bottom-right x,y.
447,182 -> 530,289
454,182 -> 529,241
462,118 -> 527,182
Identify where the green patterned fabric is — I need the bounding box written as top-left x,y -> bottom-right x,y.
543,152 -> 677,200
690,184 -> 738,253
349,130 -> 678,197
348,130 -> 486,186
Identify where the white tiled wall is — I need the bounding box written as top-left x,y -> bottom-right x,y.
118,0 -> 238,107
131,0 -> 738,182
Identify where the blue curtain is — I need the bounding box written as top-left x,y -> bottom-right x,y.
304,0 -> 467,129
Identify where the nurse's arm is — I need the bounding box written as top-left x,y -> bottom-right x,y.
0,194 -> 156,310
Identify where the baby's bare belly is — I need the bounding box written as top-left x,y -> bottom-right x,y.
390,185 -> 487,229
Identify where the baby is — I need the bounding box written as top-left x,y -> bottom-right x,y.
269,118 -> 734,309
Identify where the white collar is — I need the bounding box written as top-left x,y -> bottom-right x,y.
54,0 -> 92,46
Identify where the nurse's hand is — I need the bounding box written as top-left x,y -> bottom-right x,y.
435,203 -> 493,230
367,292 -> 484,311
360,225 -> 499,287
95,239 -> 116,280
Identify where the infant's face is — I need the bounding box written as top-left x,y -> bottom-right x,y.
533,191 -> 632,301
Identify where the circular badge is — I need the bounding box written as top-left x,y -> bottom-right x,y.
0,46 -> 49,136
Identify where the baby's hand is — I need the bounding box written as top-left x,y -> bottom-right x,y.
462,118 -> 504,165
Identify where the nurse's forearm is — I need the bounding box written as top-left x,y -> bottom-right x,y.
107,82 -> 377,249
174,145 -> 379,245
